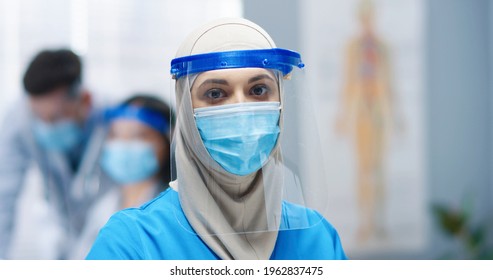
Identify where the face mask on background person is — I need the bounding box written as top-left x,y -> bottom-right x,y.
99,140 -> 159,185
33,118 -> 83,152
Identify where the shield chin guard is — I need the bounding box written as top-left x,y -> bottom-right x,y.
169,48 -> 330,235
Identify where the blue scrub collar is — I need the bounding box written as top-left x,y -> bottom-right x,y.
104,105 -> 170,134
170,48 -> 305,79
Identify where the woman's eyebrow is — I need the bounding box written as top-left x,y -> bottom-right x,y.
248,74 -> 276,84
198,79 -> 229,88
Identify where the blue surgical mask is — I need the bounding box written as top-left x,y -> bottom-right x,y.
100,140 -> 159,185
194,102 -> 281,176
33,118 -> 83,152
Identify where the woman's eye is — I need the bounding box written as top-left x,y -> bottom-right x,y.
204,89 -> 226,99
250,85 -> 269,96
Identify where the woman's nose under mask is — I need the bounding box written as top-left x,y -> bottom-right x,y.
194,101 -> 281,176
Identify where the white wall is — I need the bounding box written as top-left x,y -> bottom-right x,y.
0,0 -> 243,123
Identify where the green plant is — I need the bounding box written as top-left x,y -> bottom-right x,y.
432,196 -> 493,260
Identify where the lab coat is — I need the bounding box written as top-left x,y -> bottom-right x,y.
0,97 -> 108,259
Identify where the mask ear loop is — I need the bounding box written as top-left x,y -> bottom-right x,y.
276,70 -> 284,128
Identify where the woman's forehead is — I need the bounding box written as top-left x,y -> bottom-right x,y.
193,68 -> 277,85
110,118 -> 151,133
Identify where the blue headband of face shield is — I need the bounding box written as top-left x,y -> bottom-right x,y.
170,48 -> 305,79
104,105 -> 170,134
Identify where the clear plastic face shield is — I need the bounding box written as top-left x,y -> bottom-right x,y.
170,48 -> 329,235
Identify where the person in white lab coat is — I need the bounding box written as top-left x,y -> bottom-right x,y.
0,49 -> 107,259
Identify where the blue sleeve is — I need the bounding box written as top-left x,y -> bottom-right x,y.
0,104 -> 30,259
317,213 -> 348,260
85,211 -> 144,260
328,222 -> 348,260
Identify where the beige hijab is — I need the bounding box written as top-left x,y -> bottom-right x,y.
171,17 -> 286,259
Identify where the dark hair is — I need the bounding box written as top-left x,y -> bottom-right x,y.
23,49 -> 82,96
122,94 -> 175,187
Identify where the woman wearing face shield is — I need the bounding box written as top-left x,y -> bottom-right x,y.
69,95 -> 173,259
86,18 -> 347,260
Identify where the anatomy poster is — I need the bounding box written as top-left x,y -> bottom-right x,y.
299,0 -> 427,258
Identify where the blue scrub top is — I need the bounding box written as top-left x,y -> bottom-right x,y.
86,188 -> 347,260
